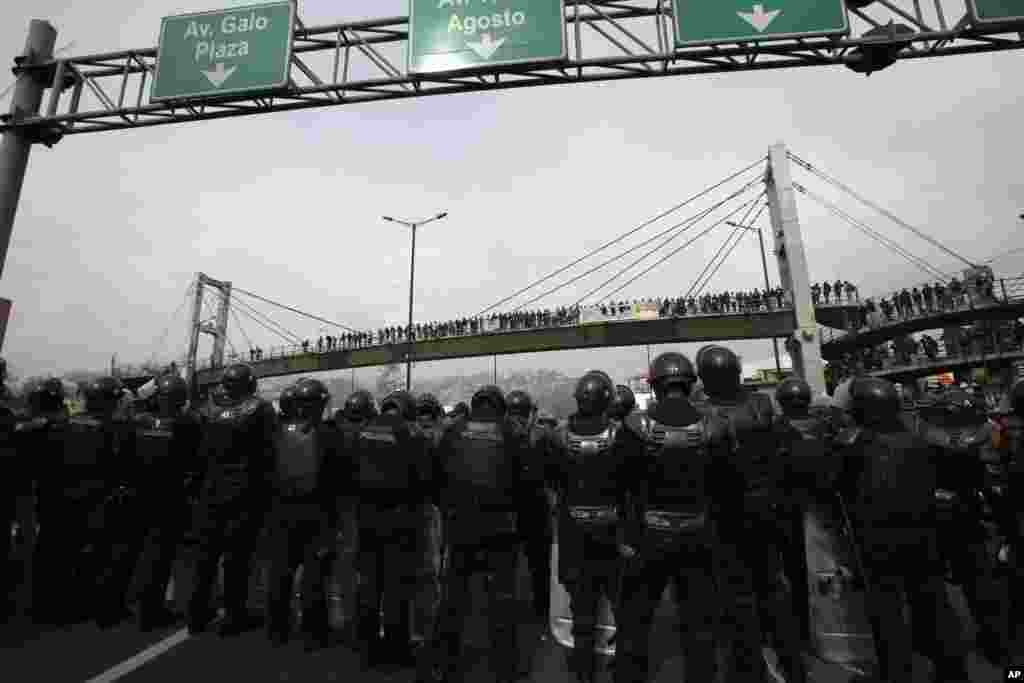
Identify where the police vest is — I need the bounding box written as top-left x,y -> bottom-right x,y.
776,415 -> 828,487
200,396 -> 275,468
355,417 -> 417,499
275,419 -> 322,496
627,413 -> 714,536
135,414 -> 179,466
558,423 -> 620,527
63,415 -> 116,500
445,419 -> 520,510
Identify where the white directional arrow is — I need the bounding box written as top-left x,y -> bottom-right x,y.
466,33 -> 506,60
737,4 -> 782,33
202,62 -> 238,88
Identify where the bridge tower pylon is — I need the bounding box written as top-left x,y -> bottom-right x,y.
184,272 -> 233,387
766,143 -> 826,396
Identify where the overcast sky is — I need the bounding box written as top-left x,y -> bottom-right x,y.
0,0 -> 1021,389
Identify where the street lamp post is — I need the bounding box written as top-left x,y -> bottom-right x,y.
727,218 -> 782,375
383,212 -> 448,391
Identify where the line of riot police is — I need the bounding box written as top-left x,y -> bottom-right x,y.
3,350 -> 1023,683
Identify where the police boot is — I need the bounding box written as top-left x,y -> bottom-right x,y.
569,636 -> 597,683
356,605 -> 383,669
932,655 -> 970,683
217,610 -> 255,637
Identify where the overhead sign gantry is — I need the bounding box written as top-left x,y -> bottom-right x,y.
967,0 -> 1024,24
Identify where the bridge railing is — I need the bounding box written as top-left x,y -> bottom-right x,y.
820,275 -> 1024,346
196,295 -> 862,372
829,323 -> 1024,384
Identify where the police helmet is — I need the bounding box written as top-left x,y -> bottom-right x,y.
776,378 -> 812,414
279,385 -> 299,418
30,377 -> 66,413
536,412 -> 558,429
697,345 -> 742,398
471,385 -> 506,418
451,401 -> 470,419
1012,379 -> 1024,418
342,389 -> 378,422
648,352 -> 697,395
506,390 -> 535,419
294,378 -> 329,420
381,390 -> 417,421
849,377 -> 900,426
609,384 -> 636,420
574,371 -> 615,418
221,363 -> 257,400
417,393 -> 444,420
155,374 -> 188,412
84,376 -> 125,410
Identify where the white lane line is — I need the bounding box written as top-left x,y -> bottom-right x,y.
84,628 -> 191,683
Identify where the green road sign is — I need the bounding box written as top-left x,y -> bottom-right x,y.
152,1 -> 295,102
967,0 -> 1024,24
673,0 -> 848,48
408,0 -> 566,75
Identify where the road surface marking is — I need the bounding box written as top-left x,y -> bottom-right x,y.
84,628 -> 191,683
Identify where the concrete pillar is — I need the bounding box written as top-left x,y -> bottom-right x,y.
185,273 -> 205,388
211,281 -> 232,368
766,142 -> 827,396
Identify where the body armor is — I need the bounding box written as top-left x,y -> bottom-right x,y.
354,414 -> 422,502
197,395 -> 276,500
275,420 -> 324,497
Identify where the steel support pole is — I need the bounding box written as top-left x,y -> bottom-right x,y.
406,223 -> 417,391
0,21 -> 57,281
211,281 -> 232,369
766,143 -> 826,396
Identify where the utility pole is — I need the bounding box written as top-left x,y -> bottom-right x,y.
493,355 -> 497,385
728,218 -> 782,375
383,212 -> 448,391
0,21 -> 57,281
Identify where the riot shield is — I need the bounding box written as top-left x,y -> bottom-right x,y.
804,497 -> 877,676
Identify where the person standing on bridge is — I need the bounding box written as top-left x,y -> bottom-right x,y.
697,346 -> 806,683
187,363 -> 278,637
429,385 -> 526,683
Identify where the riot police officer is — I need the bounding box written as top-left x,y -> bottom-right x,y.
548,373 -> 626,683
614,352 -> 730,683
1003,379 -> 1024,642
833,377 -> 968,682
698,345 -> 804,683
413,393 -> 445,657
278,384 -> 297,418
266,378 -> 338,650
130,373 -> 202,631
918,393 -> 1011,666
352,390 -> 429,669
608,384 -> 636,423
66,377 -> 137,627
188,363 -> 278,637
23,378 -> 69,623
773,377 -> 829,645
507,389 -> 554,663
431,385 -> 526,683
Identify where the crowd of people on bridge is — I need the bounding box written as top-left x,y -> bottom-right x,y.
234,281 -> 863,366
5,346 -> 1023,682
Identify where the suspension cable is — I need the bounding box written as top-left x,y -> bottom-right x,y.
233,286 -> 361,333
231,298 -> 304,346
510,178 -> 765,313
146,282 -> 194,367
472,157 -> 768,318
586,196 -> 761,306
684,199 -> 762,300
794,182 -> 949,281
694,227 -> 749,299
577,189 -> 765,307
229,305 -> 254,350
788,152 -> 977,269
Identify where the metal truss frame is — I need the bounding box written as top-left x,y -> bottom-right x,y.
2,0 -> 1022,142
